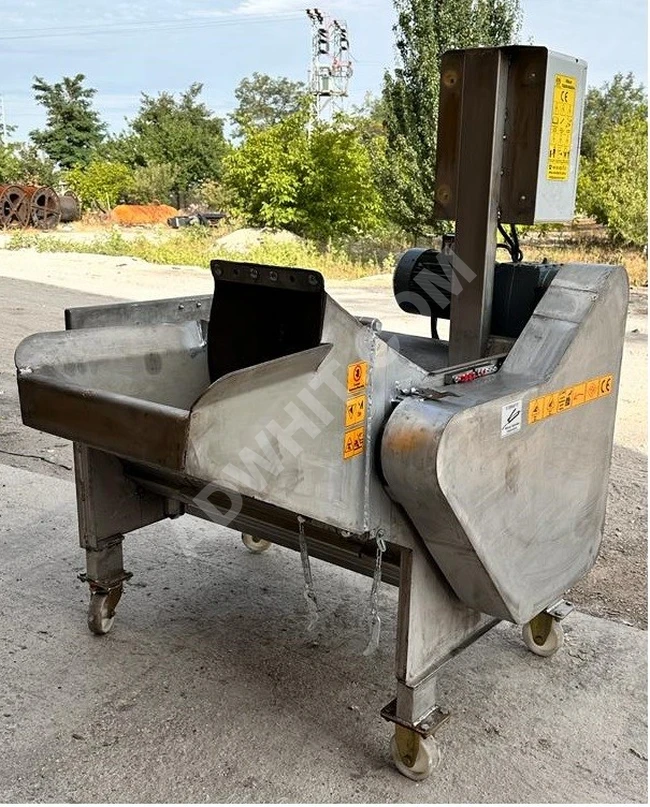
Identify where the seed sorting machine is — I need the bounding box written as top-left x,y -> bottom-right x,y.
16,47 -> 627,779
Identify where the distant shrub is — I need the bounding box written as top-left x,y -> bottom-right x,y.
128,163 -> 178,205
577,114 -> 648,247
65,161 -> 133,211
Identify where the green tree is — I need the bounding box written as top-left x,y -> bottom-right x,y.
348,93 -> 386,143
231,72 -> 307,137
0,143 -> 21,183
224,108 -> 384,239
381,0 -> 521,235
581,73 -> 647,159
224,110 -> 309,230
128,163 -> 179,205
30,74 -> 106,169
300,120 -> 385,238
97,132 -> 143,166
128,83 -> 226,207
0,142 -> 58,186
577,113 -> 647,246
65,161 -> 133,211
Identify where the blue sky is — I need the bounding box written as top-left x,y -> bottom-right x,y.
0,0 -> 647,140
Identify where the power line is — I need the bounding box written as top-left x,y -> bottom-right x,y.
0,11 -> 303,42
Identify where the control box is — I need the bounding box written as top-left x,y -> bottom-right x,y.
434,46 -> 587,224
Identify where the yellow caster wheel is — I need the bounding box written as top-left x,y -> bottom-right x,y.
522,612 -> 564,657
87,585 -> 123,635
390,725 -> 441,781
241,533 -> 272,553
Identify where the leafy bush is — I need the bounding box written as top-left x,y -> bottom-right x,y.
223,109 -> 385,240
0,143 -> 21,183
65,161 -> 134,211
0,142 -> 59,186
577,114 -> 648,247
128,163 -> 178,204
192,178 -> 232,212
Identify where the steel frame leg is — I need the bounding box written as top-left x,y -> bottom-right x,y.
80,533 -> 131,593
383,538 -> 498,737
74,444 -> 176,629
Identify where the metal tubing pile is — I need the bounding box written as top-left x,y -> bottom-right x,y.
0,185 -> 78,230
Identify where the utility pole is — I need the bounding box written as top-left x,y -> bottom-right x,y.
306,8 -> 352,122
0,95 -> 7,143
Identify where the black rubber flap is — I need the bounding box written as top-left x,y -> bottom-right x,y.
208,259 -> 326,382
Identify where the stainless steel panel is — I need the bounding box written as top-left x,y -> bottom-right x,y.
382,264 -> 628,623
66,295 -> 212,330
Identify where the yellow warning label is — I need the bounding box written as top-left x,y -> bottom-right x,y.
547,74 -> 577,181
528,398 -> 544,423
343,426 -> 365,459
347,361 -> 368,392
585,377 -> 600,402
528,374 -> 614,424
345,394 -> 366,428
543,392 -> 558,418
599,374 -> 613,396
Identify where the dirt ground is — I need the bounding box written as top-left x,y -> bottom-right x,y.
0,250 -> 646,629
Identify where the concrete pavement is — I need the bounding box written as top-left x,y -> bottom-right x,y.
0,250 -> 647,802
0,462 -> 646,803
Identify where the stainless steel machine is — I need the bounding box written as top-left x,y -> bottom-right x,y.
15,47 -> 627,780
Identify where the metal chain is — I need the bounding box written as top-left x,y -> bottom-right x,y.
363,531 -> 386,656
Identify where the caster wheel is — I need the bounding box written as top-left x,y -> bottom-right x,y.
390,726 -> 441,781
87,585 -> 122,636
242,533 -> 271,553
522,613 -> 564,657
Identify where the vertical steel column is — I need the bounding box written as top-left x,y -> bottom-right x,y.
448,49 -> 509,365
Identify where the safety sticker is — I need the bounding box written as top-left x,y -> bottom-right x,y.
501,400 -> 522,438
343,426 -> 365,459
528,374 -> 613,425
345,394 -> 366,428
347,360 -> 368,392
547,74 -> 577,181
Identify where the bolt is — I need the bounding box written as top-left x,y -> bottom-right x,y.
519,195 -> 527,202
269,270 -> 278,281
421,722 -> 430,732
178,304 -> 185,310
443,70 -> 458,88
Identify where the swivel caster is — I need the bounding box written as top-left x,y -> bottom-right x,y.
390,725 -> 441,781
241,533 -> 271,553
522,611 -> 564,657
87,584 -> 123,635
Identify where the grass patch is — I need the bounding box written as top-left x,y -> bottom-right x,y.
522,241 -> 647,287
4,227 -> 391,280
4,226 -> 647,285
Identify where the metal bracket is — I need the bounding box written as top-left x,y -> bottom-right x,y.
380,698 -> 451,738
395,385 -> 457,402
545,598 -> 575,620
78,570 -> 132,593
